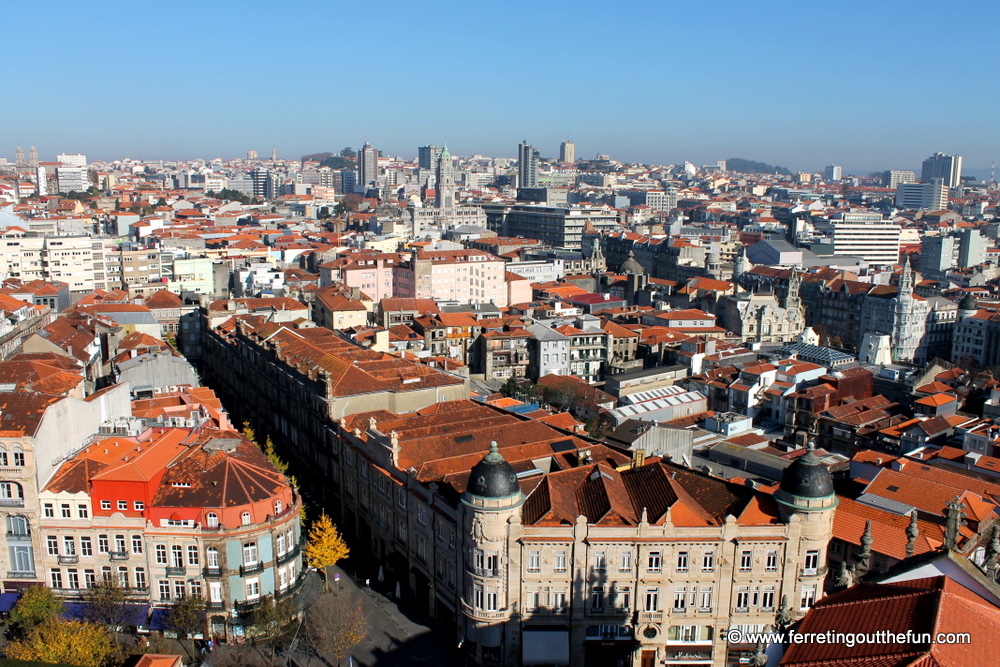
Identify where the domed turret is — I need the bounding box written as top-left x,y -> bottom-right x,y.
775,442 -> 837,512
466,442 -> 519,500
619,249 -> 644,275
959,294 -> 978,319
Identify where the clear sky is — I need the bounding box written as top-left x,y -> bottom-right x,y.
4,0 -> 997,174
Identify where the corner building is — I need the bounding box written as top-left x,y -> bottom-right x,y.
330,401 -> 836,667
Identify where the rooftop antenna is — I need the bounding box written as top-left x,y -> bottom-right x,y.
992,159 -> 996,189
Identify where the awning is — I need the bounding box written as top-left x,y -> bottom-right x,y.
522,626 -> 570,665
0,592 -> 20,612
63,602 -> 149,626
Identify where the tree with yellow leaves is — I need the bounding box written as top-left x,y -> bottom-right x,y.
5,618 -> 113,667
303,512 -> 350,591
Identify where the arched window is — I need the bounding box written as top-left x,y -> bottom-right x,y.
274,500 -> 282,516
206,512 -> 218,528
6,515 -> 28,535
243,542 -> 257,565
13,447 -> 24,467
0,482 -> 23,500
241,512 -> 251,526
0,448 -> 8,466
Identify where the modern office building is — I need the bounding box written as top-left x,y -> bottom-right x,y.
814,212 -> 901,264
559,140 -> 575,164
360,141 -> 378,189
418,145 -> 443,171
921,152 -> 963,188
518,141 -> 539,188
882,170 -> 916,188
895,181 -> 948,211
823,165 -> 842,181
56,154 -> 87,168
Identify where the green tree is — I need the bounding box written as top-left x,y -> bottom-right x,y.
303,513 -> 350,591
164,595 -> 206,659
83,576 -> 134,636
340,146 -> 356,158
500,376 -> 520,398
10,585 -> 63,631
5,619 -> 113,667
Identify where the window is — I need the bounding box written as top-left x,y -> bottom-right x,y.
114,535 -> 125,553
804,550 -> 819,575
0,483 -> 22,499
132,536 -> 143,554
81,536 -> 92,557
83,569 -> 96,588
675,551 -> 687,572
486,591 -> 498,612
207,548 -> 220,568
699,586 -> 713,611
7,515 -> 28,535
117,501 -> 128,511
591,586 -> 605,611
644,588 -> 659,612
527,551 -> 540,573
474,585 -> 484,609
67,570 -> 79,590
118,567 -> 129,588
155,544 -> 167,564
134,501 -> 144,511
593,551 -> 606,572
647,550 -> 662,572
174,581 -> 185,599
243,578 -> 259,600
673,586 -> 687,611
276,533 -> 286,557
61,504 -> 71,518
554,551 -> 567,573
189,580 -> 202,597
63,536 -> 75,555
702,552 -> 714,572
135,568 -> 146,590
830,540 -> 843,556
416,505 -> 427,526
553,591 -> 567,610
101,500 -> 111,510
619,551 -> 632,572
243,542 -> 258,565
800,586 -> 815,610
761,588 -> 775,610
206,513 -> 218,528
159,580 -> 171,601
47,536 -> 58,556
209,582 -> 222,603
739,550 -> 752,572
736,587 -> 750,611
187,546 -> 199,566
241,512 -> 251,526
50,568 -> 63,589
171,545 -> 183,568
13,449 -> 23,467
765,551 -> 778,572
77,504 -> 88,519
616,586 -> 631,611
0,449 -> 7,466
43,503 -> 54,518
526,591 -> 539,611
102,566 -> 112,583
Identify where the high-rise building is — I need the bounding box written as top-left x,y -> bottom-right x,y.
815,212 -> 901,264
559,140 -> 575,164
895,181 -> 948,211
518,141 -> 539,188
56,167 -> 88,194
921,152 -> 963,188
56,153 -> 86,168
418,145 -> 442,171
882,170 -> 916,188
247,150 -> 258,160
436,146 -> 455,213
824,165 -> 842,181
360,141 -> 378,188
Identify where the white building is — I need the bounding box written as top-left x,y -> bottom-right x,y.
921,152 -> 963,188
824,165 -> 842,181
814,212 -> 900,264
895,182 -> 948,211
56,154 -> 87,168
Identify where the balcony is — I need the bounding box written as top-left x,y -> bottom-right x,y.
206,601 -> 225,610
203,567 -> 223,578
276,545 -> 300,566
6,532 -> 31,542
58,555 -> 79,565
7,570 -> 36,579
639,611 -> 663,623
109,550 -> 128,561
460,599 -> 507,621
240,562 -> 263,576
165,567 -> 186,577
0,499 -> 25,508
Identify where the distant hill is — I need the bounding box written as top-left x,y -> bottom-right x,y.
726,158 -> 793,176
302,152 -> 333,163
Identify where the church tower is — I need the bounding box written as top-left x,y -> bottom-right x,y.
28,146 -> 38,167
14,146 -> 24,165
460,443 -> 524,665
785,268 -> 803,314
436,146 -> 455,214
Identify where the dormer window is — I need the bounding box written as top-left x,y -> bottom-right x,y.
206,513 -> 218,528
241,512 -> 251,526
274,500 -> 282,515
171,482 -> 191,488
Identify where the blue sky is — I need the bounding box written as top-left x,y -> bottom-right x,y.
4,0 -> 997,174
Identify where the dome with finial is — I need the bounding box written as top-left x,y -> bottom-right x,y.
959,294 -> 977,312
775,441 -> 836,509
619,250 -> 644,275
466,442 -> 519,499
439,145 -> 450,159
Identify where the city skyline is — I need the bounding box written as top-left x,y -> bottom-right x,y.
4,0 -> 998,172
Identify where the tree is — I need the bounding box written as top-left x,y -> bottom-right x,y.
500,376 -> 520,398
83,576 -> 134,637
5,619 -> 113,667
164,595 -> 206,659
10,585 -> 63,631
245,596 -> 298,662
303,512 -> 350,591
301,592 -> 367,663
340,147 -> 357,158
263,436 -> 289,474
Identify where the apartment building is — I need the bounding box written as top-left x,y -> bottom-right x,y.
813,213 -> 900,265
397,249 -> 508,307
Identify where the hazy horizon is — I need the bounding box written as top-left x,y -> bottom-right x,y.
5,0 -> 997,174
